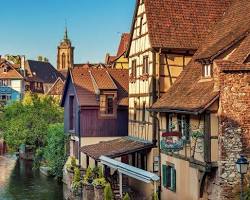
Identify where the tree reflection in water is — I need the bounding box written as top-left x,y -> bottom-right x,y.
0,156 -> 63,200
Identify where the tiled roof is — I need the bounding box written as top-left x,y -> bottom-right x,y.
143,0 -> 232,49
25,60 -> 62,84
116,33 -> 130,57
47,77 -> 65,96
80,137 -> 154,160
151,0 -> 250,113
0,61 -> 23,79
196,0 -> 250,60
105,33 -> 130,64
68,67 -> 128,107
215,60 -> 250,72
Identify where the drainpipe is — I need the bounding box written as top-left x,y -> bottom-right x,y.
78,106 -> 81,166
151,48 -> 162,199
150,111 -> 162,199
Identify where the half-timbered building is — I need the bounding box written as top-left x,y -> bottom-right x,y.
151,1 -> 250,199
123,0 -> 233,197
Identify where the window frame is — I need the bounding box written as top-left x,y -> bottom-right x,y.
162,164 -> 176,192
203,64 -> 212,78
142,55 -> 149,74
131,59 -> 137,78
177,114 -> 190,141
142,101 -> 146,123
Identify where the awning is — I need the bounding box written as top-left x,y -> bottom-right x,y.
100,156 -> 159,183
80,136 -> 154,161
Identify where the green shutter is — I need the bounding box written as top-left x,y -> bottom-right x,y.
171,168 -> 176,192
162,165 -> 167,187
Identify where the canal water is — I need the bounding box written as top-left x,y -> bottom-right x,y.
0,155 -> 64,200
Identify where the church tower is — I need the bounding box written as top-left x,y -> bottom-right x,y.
57,28 -> 74,70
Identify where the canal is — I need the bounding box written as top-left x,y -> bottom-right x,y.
0,155 -> 64,200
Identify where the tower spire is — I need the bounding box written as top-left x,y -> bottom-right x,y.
64,26 -> 68,40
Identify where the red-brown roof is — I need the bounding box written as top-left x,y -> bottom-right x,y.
80,137 -> 154,160
0,61 -> 23,79
47,77 -> 65,96
116,33 -> 130,57
130,0 -> 232,50
152,0 -> 250,112
65,67 -> 129,107
196,0 -> 250,60
215,60 -> 250,72
105,33 -> 130,64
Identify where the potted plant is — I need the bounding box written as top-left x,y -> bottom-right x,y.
123,193 -> 131,200
71,167 -> 82,196
104,183 -> 113,200
82,166 -> 94,200
93,178 -> 106,200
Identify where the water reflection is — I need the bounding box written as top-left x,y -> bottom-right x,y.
0,156 -> 64,200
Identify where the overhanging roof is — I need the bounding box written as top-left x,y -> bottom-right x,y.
80,136 -> 154,161
100,156 -> 159,183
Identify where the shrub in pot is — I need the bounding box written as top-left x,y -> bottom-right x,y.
93,178 -> 106,200
123,193 -> 131,200
104,183 -> 113,200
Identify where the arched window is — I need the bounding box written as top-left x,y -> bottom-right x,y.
62,53 -> 66,69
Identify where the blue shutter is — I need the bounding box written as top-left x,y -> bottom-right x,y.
162,165 -> 167,187
171,168 -> 176,192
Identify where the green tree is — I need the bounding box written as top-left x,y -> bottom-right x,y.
43,123 -> 67,178
0,93 -> 63,150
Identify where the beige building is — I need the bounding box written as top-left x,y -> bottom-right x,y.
151,0 -> 250,199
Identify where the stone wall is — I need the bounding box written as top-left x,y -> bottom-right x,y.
218,70 -> 250,199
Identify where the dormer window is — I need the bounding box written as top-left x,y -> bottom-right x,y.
99,93 -> 117,118
203,64 -> 212,78
3,66 -> 7,73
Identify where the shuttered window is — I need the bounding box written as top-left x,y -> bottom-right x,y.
142,56 -> 149,74
162,164 -> 176,192
132,60 -> 137,78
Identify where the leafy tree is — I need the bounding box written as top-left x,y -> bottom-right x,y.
43,123 -> 67,178
0,92 -> 63,150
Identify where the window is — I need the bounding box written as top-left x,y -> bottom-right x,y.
0,80 -> 11,87
166,113 -> 173,131
0,95 -> 11,101
131,60 -> 137,78
99,94 -> 116,117
203,64 -> 212,77
162,164 -> 176,192
107,95 -> 114,114
142,56 -> 149,74
142,101 -> 146,122
139,17 -> 143,36
3,67 -> 7,73
134,101 -> 137,121
62,53 -> 66,69
177,114 -> 190,140
69,95 -> 75,130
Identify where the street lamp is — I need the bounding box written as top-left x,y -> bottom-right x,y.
236,155 -> 249,200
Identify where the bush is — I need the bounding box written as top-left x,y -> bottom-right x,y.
123,193 -> 131,200
104,183 -> 113,200
43,123 -> 67,178
153,192 -> 159,200
83,166 -> 93,184
73,168 -> 81,183
93,177 -> 106,187
71,157 -> 77,169
72,167 -> 82,194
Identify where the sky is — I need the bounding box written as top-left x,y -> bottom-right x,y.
0,0 -> 135,66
